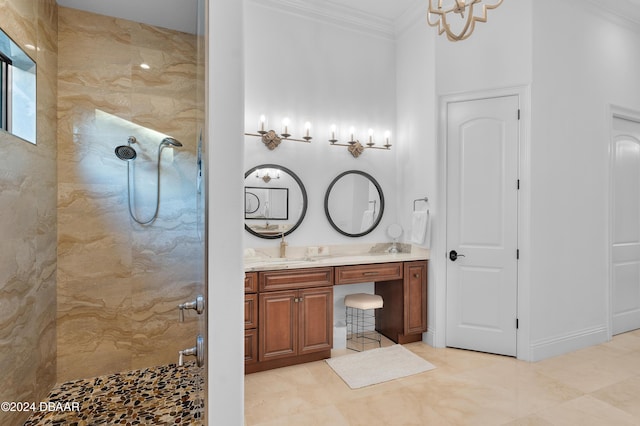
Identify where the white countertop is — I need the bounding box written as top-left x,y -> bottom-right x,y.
244,243 -> 430,272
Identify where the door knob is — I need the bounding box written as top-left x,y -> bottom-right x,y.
449,250 -> 466,261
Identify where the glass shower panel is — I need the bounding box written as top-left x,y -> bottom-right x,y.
191,0 -> 207,423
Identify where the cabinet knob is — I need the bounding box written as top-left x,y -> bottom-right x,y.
413,273 -> 420,278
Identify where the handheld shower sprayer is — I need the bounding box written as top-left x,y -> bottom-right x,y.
161,137 -> 183,147
115,135 -> 183,225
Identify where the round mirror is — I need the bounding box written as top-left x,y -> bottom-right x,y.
244,164 -> 308,239
324,170 -> 384,237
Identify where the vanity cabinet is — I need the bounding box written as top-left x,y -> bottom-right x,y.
404,262 -> 428,335
245,260 -> 427,373
259,286 -> 333,362
244,272 -> 259,365
246,267 -> 333,373
375,261 -> 428,344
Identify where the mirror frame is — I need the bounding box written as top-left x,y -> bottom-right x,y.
244,163 -> 308,239
324,170 -> 385,237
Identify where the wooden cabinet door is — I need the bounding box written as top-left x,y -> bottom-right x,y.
259,290 -> 297,362
244,293 -> 258,330
245,329 -> 258,364
404,262 -> 427,335
298,287 -> 333,355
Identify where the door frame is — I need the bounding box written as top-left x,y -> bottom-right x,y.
435,85 -> 531,360
607,105 -> 640,339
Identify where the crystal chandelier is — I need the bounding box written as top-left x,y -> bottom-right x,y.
427,0 -> 504,42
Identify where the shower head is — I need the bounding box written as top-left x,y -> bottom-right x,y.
161,137 -> 183,147
115,136 -> 138,161
115,144 -> 137,161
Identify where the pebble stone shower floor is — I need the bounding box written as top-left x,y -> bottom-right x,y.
24,362 -> 204,425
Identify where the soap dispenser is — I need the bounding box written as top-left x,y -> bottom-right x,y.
279,233 -> 287,258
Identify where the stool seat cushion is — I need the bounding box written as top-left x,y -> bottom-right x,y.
344,293 -> 383,310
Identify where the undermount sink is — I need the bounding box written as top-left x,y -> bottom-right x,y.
263,257 -> 314,264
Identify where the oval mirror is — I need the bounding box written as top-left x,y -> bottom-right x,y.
387,223 -> 403,239
324,170 -> 384,237
244,164 -> 308,239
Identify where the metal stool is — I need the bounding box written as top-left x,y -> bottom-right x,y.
344,293 -> 383,352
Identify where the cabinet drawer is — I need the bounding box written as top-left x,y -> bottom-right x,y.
259,267 -> 333,292
335,262 -> 403,284
245,272 -> 258,293
245,293 -> 258,329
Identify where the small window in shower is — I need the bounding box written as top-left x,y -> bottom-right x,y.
0,27 -> 36,144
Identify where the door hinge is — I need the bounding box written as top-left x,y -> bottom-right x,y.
517,109 -> 521,120
517,179 -> 520,190
517,249 -> 520,259
516,318 -> 519,329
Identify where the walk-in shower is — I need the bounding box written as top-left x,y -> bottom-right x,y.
115,135 -> 183,225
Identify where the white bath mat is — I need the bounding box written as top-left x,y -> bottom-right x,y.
325,345 -> 436,389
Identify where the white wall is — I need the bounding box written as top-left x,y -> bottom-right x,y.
419,0 -> 640,360
243,0 -> 399,249
395,15 -> 438,343
207,0 -> 244,423
434,1 -> 533,95
425,0 -> 533,352
529,0 -> 640,360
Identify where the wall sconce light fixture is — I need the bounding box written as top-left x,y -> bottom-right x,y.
245,115 -> 312,150
427,0 -> 503,42
254,167 -> 280,183
329,125 -> 392,158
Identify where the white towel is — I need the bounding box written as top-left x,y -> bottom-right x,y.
360,209 -> 375,232
411,210 -> 430,245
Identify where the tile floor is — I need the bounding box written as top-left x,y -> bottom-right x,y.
244,330 -> 640,425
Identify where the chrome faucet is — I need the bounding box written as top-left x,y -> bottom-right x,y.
279,233 -> 287,258
178,295 -> 205,322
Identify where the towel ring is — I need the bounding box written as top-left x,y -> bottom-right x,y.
413,197 -> 428,211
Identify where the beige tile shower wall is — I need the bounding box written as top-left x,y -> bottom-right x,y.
56,7 -> 203,382
0,1 -> 58,426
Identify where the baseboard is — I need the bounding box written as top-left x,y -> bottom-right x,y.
529,325 -> 608,362
423,329 -> 440,348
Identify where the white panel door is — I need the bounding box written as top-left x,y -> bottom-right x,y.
612,116 -> 640,335
446,95 -> 519,356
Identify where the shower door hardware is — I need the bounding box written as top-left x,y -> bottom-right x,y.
178,335 -> 205,367
178,295 -> 205,322
448,250 -> 465,262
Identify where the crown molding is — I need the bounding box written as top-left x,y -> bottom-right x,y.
394,0 -> 427,38
247,0 -> 397,41
582,0 -> 640,36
